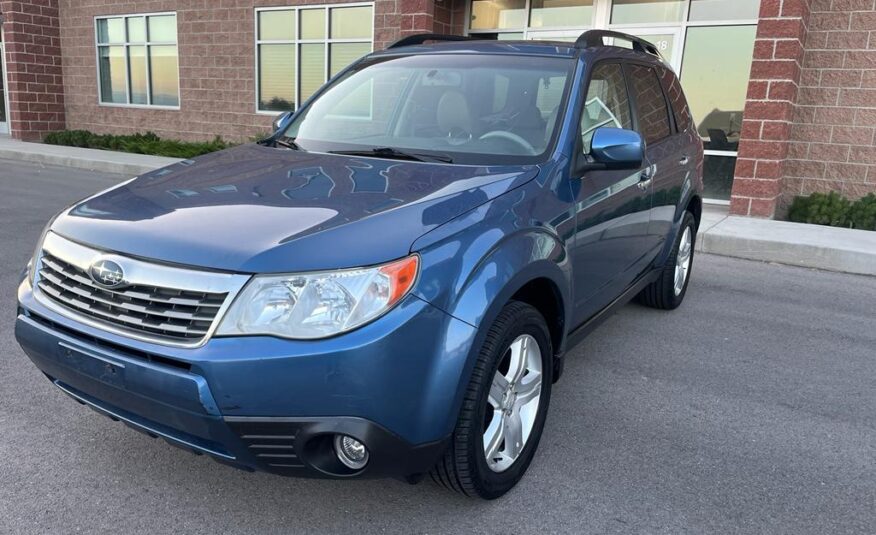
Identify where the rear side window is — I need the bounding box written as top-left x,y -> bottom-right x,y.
659,67 -> 692,132
628,64 -> 672,145
580,63 -> 633,153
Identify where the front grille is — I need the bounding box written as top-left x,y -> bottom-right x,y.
36,252 -> 228,342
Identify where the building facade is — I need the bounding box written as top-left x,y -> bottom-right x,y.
0,0 -> 874,218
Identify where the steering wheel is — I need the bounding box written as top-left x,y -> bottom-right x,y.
478,130 -> 537,155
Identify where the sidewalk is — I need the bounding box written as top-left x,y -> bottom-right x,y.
699,205 -> 876,277
1,136 -> 873,277
0,136 -> 181,176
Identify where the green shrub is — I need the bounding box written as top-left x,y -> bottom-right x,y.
43,130 -> 231,158
788,191 -> 876,231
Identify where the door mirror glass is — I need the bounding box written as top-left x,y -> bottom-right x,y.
590,127 -> 644,169
272,111 -> 294,133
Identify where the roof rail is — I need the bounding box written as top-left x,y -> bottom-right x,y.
575,30 -> 661,57
387,33 -> 478,49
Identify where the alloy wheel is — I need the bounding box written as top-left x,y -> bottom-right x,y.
674,226 -> 692,296
483,334 -> 543,473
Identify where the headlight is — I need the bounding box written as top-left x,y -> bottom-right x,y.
217,255 -> 419,340
28,215 -> 59,285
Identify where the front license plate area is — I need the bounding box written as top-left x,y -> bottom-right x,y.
58,341 -> 126,389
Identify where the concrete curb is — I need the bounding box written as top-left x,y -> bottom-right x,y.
0,138 -> 180,176
697,214 -> 876,277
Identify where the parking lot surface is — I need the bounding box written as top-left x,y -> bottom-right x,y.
1,159 -> 874,534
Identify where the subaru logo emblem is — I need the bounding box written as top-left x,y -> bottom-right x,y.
89,259 -> 125,288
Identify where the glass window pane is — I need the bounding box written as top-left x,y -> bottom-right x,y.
128,46 -> 147,104
97,18 -> 125,44
259,10 -> 294,41
127,17 -> 146,42
498,32 -> 525,40
330,6 -> 372,39
259,44 -> 295,111
98,46 -> 126,103
300,44 -> 326,103
149,45 -> 179,106
471,0 -> 526,30
703,155 -> 737,200
681,25 -> 756,146
581,63 -> 632,152
659,67 -> 692,131
148,15 -> 177,42
611,0 -> 685,25
300,9 -> 326,40
628,64 -> 671,145
330,43 -> 371,77
689,0 -> 760,22
530,0 -> 594,29
616,32 -> 675,61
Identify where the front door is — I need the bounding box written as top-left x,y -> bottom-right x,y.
570,61 -> 653,326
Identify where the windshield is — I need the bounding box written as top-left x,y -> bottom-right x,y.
282,54 -> 575,165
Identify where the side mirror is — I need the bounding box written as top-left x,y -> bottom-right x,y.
589,127 -> 644,170
272,111 -> 294,133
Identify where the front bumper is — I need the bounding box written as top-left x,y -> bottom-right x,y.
15,280 -> 477,479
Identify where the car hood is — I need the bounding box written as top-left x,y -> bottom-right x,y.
52,143 -> 539,273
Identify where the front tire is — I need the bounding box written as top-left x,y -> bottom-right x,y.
430,301 -> 553,499
638,211 -> 697,310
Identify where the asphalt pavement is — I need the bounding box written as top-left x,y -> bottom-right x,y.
1,158 -> 874,534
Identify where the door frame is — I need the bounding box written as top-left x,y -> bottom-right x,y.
0,38 -> 9,135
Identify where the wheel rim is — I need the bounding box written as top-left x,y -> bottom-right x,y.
674,226 -> 692,296
483,334 -> 543,473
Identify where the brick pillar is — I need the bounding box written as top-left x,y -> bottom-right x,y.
374,0 -> 467,50
1,0 -> 65,141
730,0 -> 811,218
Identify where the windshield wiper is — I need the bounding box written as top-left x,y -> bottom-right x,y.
261,136 -> 302,150
329,147 -> 453,163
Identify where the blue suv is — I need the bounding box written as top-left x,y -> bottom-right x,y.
15,31 -> 702,499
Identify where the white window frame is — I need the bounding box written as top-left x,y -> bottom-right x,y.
464,0 -> 760,204
254,2 -> 375,115
93,12 -> 181,110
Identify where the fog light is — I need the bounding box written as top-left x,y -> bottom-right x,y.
334,434 -> 369,470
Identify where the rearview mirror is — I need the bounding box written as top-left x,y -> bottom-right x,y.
272,111 -> 294,133
589,127 -> 644,170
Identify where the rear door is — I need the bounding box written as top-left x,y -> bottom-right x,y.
648,66 -> 698,244
570,62 -> 653,326
624,62 -> 680,258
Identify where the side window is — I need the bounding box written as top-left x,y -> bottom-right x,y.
659,67 -> 692,132
580,63 -> 633,153
628,64 -> 672,145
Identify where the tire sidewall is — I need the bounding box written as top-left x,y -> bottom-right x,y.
468,307 -> 553,499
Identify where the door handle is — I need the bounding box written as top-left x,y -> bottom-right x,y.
679,156 -> 690,166
637,164 -> 655,191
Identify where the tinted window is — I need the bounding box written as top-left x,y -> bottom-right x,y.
628,64 -> 672,145
580,63 -> 632,153
659,67 -> 692,132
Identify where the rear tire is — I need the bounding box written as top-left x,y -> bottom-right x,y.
430,300 -> 553,499
638,211 -> 697,310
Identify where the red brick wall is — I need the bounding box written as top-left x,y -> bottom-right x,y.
732,0 -> 876,218
57,0 -> 456,143
1,0 -> 65,141
783,0 -> 876,202
731,0 -> 811,218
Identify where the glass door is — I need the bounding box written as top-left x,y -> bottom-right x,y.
525,29 -> 580,42
0,41 -> 7,134
608,28 -> 682,71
